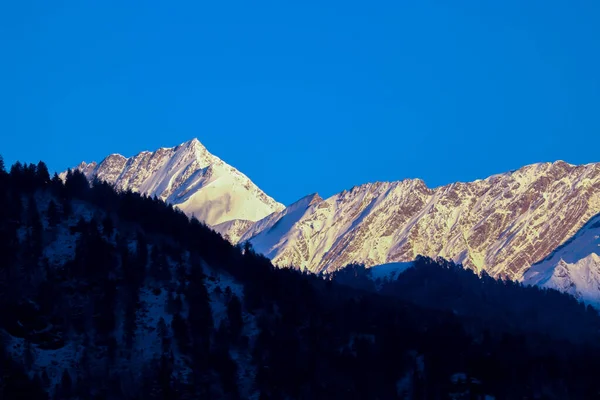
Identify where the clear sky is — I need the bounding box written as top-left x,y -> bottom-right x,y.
1,1 -> 599,205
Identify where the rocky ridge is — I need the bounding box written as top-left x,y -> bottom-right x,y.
63,138 -> 284,226
239,161 -> 600,279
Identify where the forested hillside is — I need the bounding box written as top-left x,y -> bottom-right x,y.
2,156 -> 600,399
332,258 -> 600,343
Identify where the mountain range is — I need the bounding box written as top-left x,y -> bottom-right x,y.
238,161 -> 600,279
5,158 -> 600,398
68,138 -> 600,304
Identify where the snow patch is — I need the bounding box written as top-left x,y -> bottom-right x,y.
369,262 -> 414,281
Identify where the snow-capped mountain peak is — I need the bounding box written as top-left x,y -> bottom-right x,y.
63,138 -> 284,226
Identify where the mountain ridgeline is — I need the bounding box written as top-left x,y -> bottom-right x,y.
236,161 -> 600,280
220,157 -> 600,309
3,157 -> 600,398
68,142 -> 600,307
65,138 -> 284,226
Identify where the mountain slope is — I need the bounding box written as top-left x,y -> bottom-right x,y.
212,219 -> 255,243
63,138 -> 284,226
241,161 -> 600,278
239,193 -> 323,265
524,213 -> 600,307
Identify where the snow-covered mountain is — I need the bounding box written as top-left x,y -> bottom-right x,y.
524,213 -> 600,307
63,138 -> 284,226
63,142 -> 600,300
239,161 -> 600,278
238,193 -> 323,265
212,219 -> 255,244
368,262 -> 414,282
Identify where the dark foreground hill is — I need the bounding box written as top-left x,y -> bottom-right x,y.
2,158 -> 600,399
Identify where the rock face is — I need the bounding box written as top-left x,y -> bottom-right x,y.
240,161 -> 600,278
212,219 -> 255,244
238,193 -> 323,266
64,139 -> 284,226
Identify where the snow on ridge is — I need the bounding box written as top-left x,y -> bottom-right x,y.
212,219 -> 255,244
369,262 -> 414,281
238,193 -> 323,260
523,212 -> 600,307
326,160 -> 585,194
64,138 -> 284,226
243,160 -> 600,280
525,212 -> 600,281
528,254 -> 600,308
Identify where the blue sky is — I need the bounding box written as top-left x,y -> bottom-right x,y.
1,0 -> 599,205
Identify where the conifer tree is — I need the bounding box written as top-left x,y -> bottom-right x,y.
123,292 -> 139,349
40,369 -> 50,389
150,245 -> 171,282
51,172 -> 63,192
65,169 -> 89,199
58,369 -> 73,399
36,161 -> 50,185
47,199 -> 60,227
157,317 -> 170,354
102,215 -> 114,237
135,232 -> 149,277
23,340 -> 35,369
10,161 -> 24,190
166,291 -> 183,315
172,313 -> 191,354
26,196 -> 43,262
227,294 -> 244,340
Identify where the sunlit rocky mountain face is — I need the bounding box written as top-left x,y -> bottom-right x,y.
64,138 -> 284,226
68,139 -> 600,304
236,161 -> 600,281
